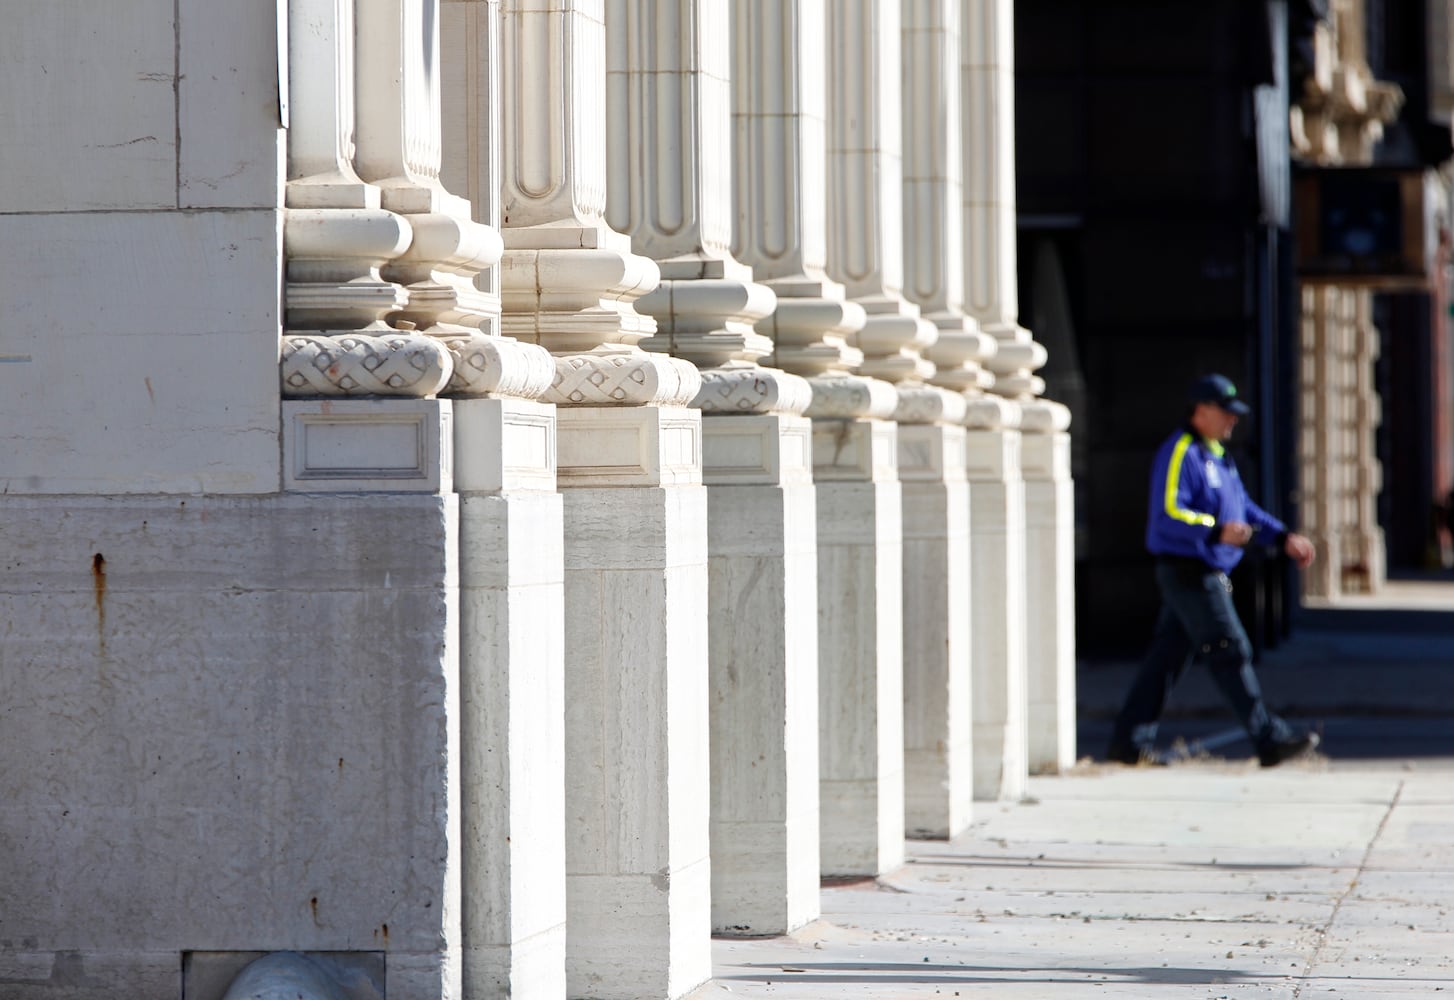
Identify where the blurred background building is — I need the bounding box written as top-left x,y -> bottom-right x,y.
1017,0 -> 1454,653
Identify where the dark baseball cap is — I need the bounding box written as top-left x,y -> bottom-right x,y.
1188,373 -> 1251,415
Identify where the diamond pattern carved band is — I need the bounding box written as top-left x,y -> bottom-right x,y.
543,351 -> 702,408
802,373 -> 900,420
433,331 -> 556,400
281,333 -> 453,397
694,365 -> 813,416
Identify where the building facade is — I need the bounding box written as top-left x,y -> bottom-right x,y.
1018,0 -> 1454,651
0,1 -> 1073,998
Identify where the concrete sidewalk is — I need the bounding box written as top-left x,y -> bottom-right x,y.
700,589 -> 1454,998
702,760 -> 1454,998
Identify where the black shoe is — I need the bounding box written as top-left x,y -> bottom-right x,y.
1258,731 -> 1320,768
1105,743 -> 1168,767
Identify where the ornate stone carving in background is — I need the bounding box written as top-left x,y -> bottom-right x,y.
1290,0 -> 1402,597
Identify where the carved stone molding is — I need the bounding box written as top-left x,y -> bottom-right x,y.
635,270 -> 778,371
925,324 -> 997,394
986,336 -> 1048,400
852,308 -> 939,385
961,0 -> 1025,340
804,373 -> 900,420
499,239 -> 662,355
282,332 -> 454,397
964,393 -> 1022,431
385,211 -> 503,332
892,382 -> 970,426
766,292 -> 870,377
1290,1 -> 1404,165
283,208 -> 414,332
543,348 -> 703,408
694,363 -> 813,417
1018,398 -> 1072,436
433,329 -> 556,399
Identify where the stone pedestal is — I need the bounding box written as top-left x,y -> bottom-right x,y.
899,422 -> 972,839
0,483 -> 467,999
453,398 -> 566,999
1022,425 -> 1075,775
557,405 -> 711,1000
814,417 -> 905,876
702,414 -> 820,935
965,421 -> 1028,803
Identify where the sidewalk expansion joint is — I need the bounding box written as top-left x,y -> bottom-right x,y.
1291,778 -> 1404,998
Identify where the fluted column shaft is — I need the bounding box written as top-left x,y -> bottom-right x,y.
355,0 -> 500,332
903,0 -> 996,394
731,0 -> 891,414
826,0 -> 942,392
960,0 -> 1020,344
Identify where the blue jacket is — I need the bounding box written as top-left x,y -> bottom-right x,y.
1145,426 -> 1285,573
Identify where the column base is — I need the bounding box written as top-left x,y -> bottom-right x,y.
558,406 -> 711,1000
900,422 -> 972,839
705,414 -> 820,936
966,427 -> 1028,803
814,417 -> 905,876
1023,430 -> 1076,776
455,398 -> 567,1000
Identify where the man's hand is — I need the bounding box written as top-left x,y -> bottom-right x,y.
1284,531 -> 1316,569
1219,521 -> 1254,546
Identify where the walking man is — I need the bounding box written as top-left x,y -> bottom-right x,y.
1107,374 -> 1321,767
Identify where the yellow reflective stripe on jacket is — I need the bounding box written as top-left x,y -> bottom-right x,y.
1164,433 -> 1217,527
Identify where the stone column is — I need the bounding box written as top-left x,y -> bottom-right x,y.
822,0 -> 928,874
898,0 -> 996,840
1020,398 -> 1075,773
499,2 -> 710,997
439,2 -> 568,997
962,397 -> 1027,802
606,0 -> 820,937
827,0 -> 973,848
732,0 -> 901,879
962,0 -> 1036,800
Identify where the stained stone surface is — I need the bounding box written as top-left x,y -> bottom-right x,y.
0,495 -> 463,1000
